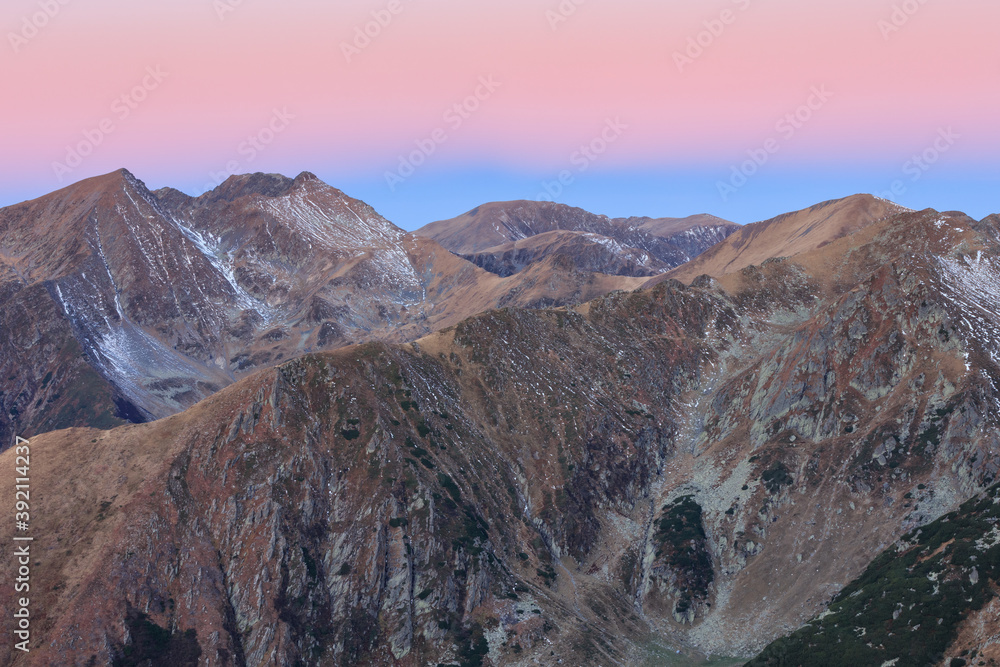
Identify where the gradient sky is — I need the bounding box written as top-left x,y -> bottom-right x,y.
2,0 -> 998,228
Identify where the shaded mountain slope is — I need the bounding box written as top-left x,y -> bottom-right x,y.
416,200 -> 737,277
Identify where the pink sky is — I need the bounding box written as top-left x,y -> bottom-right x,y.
2,0 -> 998,223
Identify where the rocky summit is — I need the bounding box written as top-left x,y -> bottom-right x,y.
1,182 -> 999,667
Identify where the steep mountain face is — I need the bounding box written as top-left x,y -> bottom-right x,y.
416,200 -> 737,277
4,205 -> 1000,666
0,171 -> 644,446
153,170 -> 428,344
654,194 -> 910,285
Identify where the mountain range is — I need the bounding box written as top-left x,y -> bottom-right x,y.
1,172 -> 999,667
0,170 -> 734,447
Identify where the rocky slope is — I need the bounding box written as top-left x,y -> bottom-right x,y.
653,194 -> 910,285
416,200 -> 737,277
0,171 -> 646,446
749,480 -> 1000,666
459,230 -> 671,278
3,204 -> 1000,665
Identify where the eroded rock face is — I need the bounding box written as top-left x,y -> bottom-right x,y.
2,207 -> 1000,665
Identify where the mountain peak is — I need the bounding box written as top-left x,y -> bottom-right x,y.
768,193 -> 900,222
199,171 -> 340,205
658,193 -> 914,285
56,167 -> 142,194
204,172 -> 298,202
112,166 -> 136,181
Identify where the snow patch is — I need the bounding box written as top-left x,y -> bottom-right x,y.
936,253 -> 1000,368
